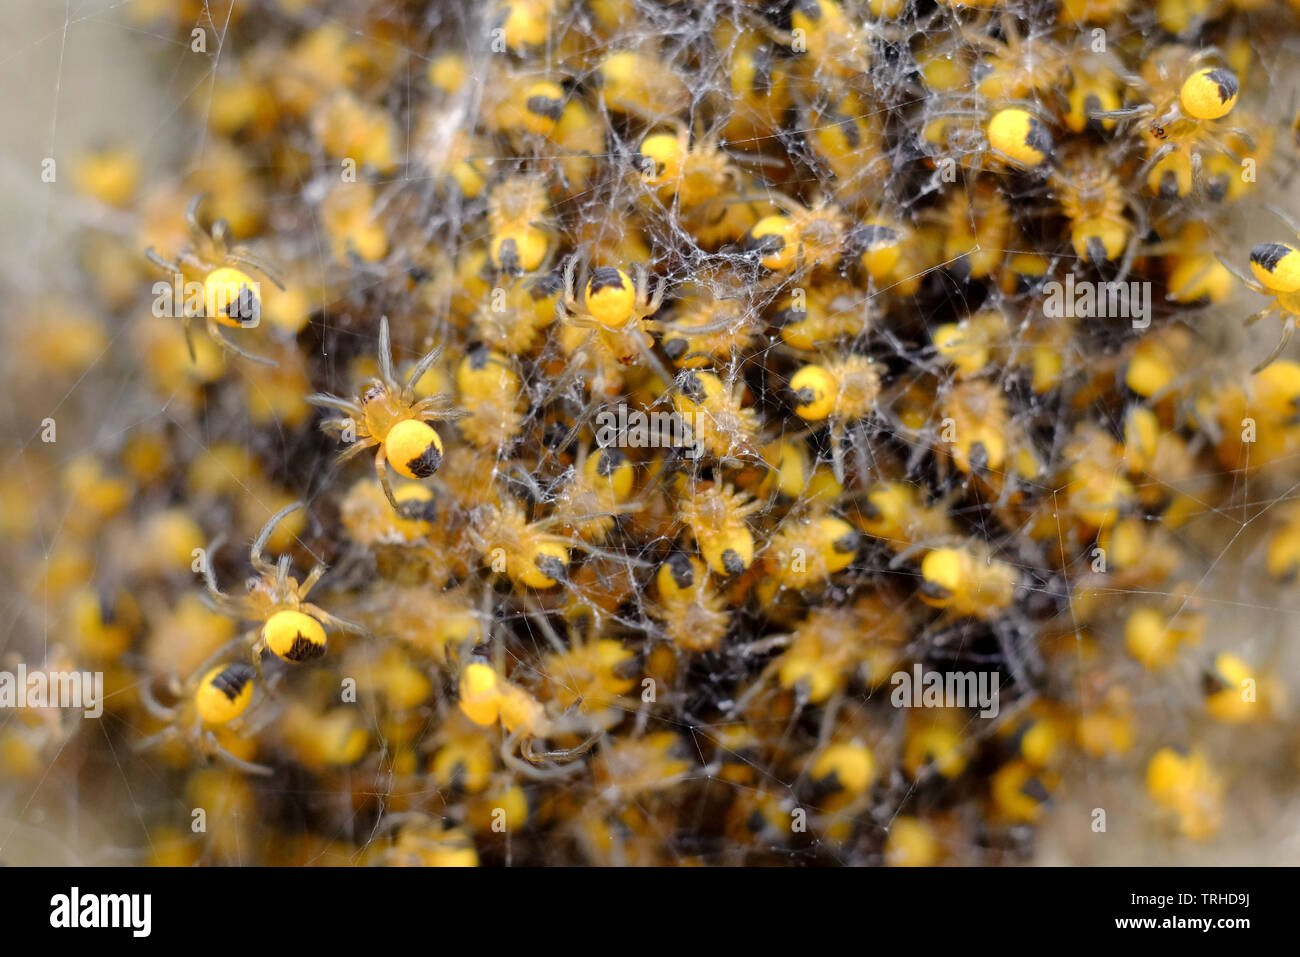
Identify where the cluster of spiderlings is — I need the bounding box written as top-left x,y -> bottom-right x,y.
5,0 -> 1300,866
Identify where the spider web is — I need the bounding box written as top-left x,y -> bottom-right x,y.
1,0 -> 1300,867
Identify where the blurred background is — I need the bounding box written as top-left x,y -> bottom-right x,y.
1,0 -> 1298,866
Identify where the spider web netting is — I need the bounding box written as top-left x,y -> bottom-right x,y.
2,0 -> 1300,866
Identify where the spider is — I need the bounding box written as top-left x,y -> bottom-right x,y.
1094,47 -> 1250,199
789,354 -> 885,483
368,813 -> 479,867
1219,207 -> 1300,372
744,0 -> 876,85
921,100 -> 1055,175
201,502 -> 367,667
457,657 -> 603,781
307,316 -> 467,517
144,192 -> 284,366
138,653 -> 273,776
487,174 -> 557,275
742,192 -> 852,275
957,10 -> 1068,101
637,120 -> 740,210
554,256 -> 672,380
1049,143 -> 1146,268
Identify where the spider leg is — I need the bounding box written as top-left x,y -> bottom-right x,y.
1165,259 -> 1217,302
377,315 -> 398,388
178,249 -> 207,271
330,430 -> 377,462
500,729 -> 585,781
724,658 -> 781,718
998,11 -> 1021,53
1244,303 -> 1280,327
921,107 -> 987,122
657,309 -> 750,338
298,563 -> 327,598
138,678 -> 179,722
401,343 -> 445,401
303,603 -> 369,636
953,16 -> 1002,55
144,246 -> 181,274
247,634 -> 270,679
767,189 -> 803,217
411,395 -> 469,420
374,446 -> 405,514
506,461 -> 550,502
562,252 -> 582,308
1185,46 -> 1227,68
1133,143 -> 1175,185
1267,205 -> 1300,237
561,312 -> 603,331
1128,195 -> 1151,247
206,317 -> 278,366
522,731 -> 601,764
210,217 -> 229,252
532,503 -> 633,534
1091,104 -> 1154,122
203,729 -> 275,777
635,335 -> 675,393
1115,227 -> 1142,287
500,744 -> 574,781
199,537 -> 249,615
738,6 -> 794,48
1212,127 -> 1253,157
306,392 -> 365,416
1252,316 -> 1294,374
886,534 -> 964,570
186,637 -> 254,689
644,267 -> 666,315
201,587 -> 250,621
135,724 -> 180,754
827,425 -> 850,486
225,245 -> 285,289
251,501 -> 304,572
184,192 -> 209,237
633,262 -> 649,308
520,596 -> 570,655
531,346 -> 596,409
1215,253 -> 1268,292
